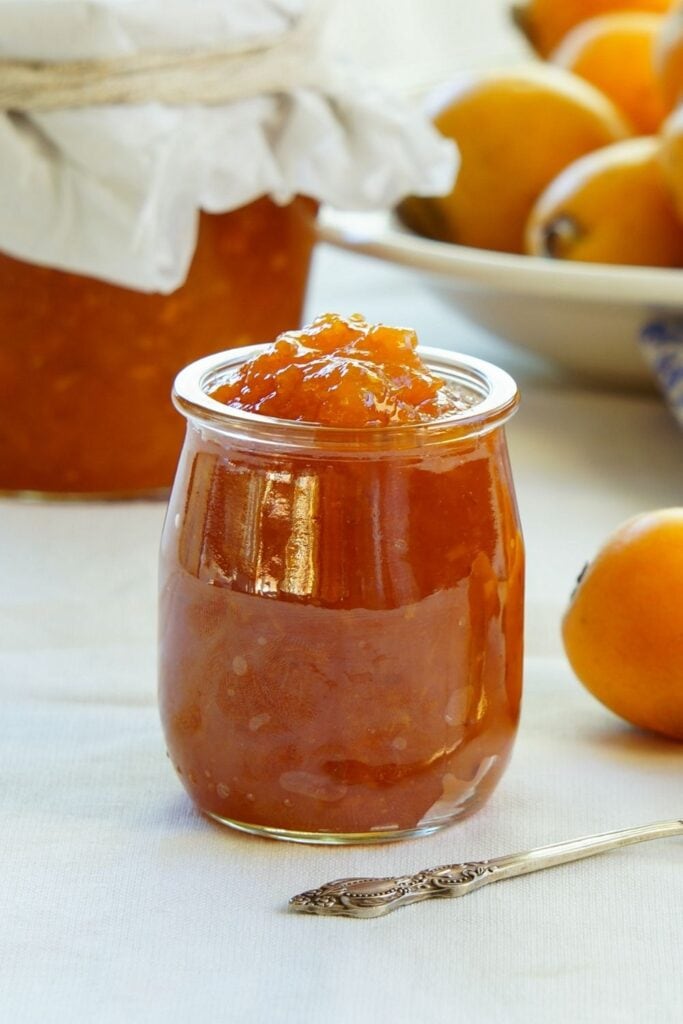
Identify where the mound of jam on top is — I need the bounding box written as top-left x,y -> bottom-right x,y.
210,312 -> 477,426
159,314 -> 523,842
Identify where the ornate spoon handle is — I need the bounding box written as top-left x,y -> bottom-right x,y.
289,819 -> 683,918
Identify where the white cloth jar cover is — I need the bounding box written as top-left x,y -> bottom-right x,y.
0,0 -> 457,292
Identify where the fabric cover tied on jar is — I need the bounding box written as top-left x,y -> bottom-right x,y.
0,0 -> 457,293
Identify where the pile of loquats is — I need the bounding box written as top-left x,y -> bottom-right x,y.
400,0 -> 683,267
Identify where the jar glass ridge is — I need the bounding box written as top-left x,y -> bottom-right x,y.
159,346 -> 524,844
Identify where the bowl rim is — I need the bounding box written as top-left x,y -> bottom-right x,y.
317,207 -> 683,306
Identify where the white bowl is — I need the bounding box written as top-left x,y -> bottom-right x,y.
318,208 -> 683,391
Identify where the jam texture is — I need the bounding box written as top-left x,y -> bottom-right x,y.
0,197 -> 316,494
211,313 -> 474,427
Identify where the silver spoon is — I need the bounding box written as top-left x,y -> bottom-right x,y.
289,819 -> 683,918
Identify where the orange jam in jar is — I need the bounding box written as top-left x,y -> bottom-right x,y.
0,196 -> 317,497
159,315 -> 524,843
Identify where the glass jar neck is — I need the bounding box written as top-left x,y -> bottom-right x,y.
173,345 -> 519,454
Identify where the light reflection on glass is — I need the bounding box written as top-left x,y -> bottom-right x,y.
283,473 -> 320,597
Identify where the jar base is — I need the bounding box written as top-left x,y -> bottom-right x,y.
204,811 -> 466,845
0,486 -> 169,503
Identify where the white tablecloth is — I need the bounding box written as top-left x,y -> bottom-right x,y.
2,240 -> 682,1024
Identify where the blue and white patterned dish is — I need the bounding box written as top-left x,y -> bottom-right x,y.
640,318 -> 683,428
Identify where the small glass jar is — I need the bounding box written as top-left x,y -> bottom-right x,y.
0,196 -> 317,498
158,345 -> 524,844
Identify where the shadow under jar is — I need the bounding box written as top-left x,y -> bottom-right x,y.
0,196 -> 317,497
159,347 -> 524,843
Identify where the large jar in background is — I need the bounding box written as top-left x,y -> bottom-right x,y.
0,2 -> 456,498
159,345 -> 524,843
0,197 -> 317,496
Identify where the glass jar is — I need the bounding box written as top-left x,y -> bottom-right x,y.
0,196 -> 317,497
158,345 -> 524,844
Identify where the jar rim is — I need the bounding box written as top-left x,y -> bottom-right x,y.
172,344 -> 519,451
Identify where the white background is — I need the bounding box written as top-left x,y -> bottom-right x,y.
2,2 -> 682,1022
